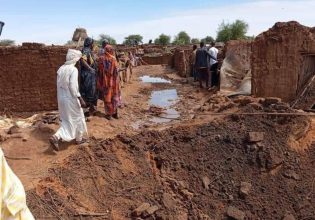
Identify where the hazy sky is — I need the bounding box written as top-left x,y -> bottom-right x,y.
0,0 -> 314,45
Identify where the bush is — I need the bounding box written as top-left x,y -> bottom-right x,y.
201,36 -> 214,43
191,38 -> 200,44
173,31 -> 191,45
123,35 -> 143,45
154,34 -> 171,45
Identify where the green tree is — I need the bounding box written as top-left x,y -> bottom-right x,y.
154,34 -> 171,45
98,34 -> 117,45
173,31 -> 191,45
201,36 -> 214,43
0,39 -> 15,46
123,34 -> 143,45
191,38 -> 200,44
216,20 -> 249,42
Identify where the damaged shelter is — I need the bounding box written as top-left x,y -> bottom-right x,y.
218,21 -> 315,111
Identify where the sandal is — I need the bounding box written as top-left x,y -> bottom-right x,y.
49,136 -> 59,151
76,138 -> 88,145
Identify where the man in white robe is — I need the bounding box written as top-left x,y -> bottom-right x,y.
49,49 -> 88,151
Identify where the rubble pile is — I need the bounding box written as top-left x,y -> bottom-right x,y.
27,105 -> 315,219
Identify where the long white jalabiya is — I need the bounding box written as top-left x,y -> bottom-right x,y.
0,148 -> 35,220
54,49 -> 87,142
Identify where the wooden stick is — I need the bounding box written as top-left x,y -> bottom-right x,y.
75,212 -> 108,217
5,155 -> 31,160
291,74 -> 315,108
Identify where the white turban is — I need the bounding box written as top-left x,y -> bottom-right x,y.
65,49 -> 82,65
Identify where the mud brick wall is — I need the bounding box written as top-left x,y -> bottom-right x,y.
251,21 -> 315,102
142,54 -> 174,66
0,43 -> 68,112
173,49 -> 192,77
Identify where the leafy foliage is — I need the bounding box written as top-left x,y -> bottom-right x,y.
98,34 -> 117,45
216,20 -> 249,42
201,36 -> 214,43
173,31 -> 191,45
191,38 -> 200,44
123,34 -> 143,45
154,34 -> 171,45
0,39 -> 15,46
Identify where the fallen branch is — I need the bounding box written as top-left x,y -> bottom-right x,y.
75,212 -> 108,217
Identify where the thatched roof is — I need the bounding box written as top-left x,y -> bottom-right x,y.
72,28 -> 88,42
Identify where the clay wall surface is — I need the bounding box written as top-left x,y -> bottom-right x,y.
0,43 -> 68,112
142,54 -> 174,66
173,49 -> 192,77
251,21 -> 315,102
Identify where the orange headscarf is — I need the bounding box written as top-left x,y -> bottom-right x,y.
105,45 -> 115,57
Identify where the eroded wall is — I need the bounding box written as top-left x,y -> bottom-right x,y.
251,21 -> 315,102
173,48 -> 192,77
0,43 -> 67,112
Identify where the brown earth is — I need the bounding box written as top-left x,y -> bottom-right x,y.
0,65 -> 314,219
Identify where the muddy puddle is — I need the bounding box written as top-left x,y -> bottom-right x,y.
140,75 -> 171,83
149,89 -> 179,123
132,76 -> 180,129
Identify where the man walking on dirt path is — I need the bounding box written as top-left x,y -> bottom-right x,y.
209,42 -> 219,89
195,42 -> 217,88
49,49 -> 88,151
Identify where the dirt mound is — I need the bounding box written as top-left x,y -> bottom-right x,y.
26,100 -> 315,219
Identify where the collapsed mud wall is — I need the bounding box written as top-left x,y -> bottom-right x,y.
251,21 -> 315,102
294,78 -> 315,109
220,40 -> 252,94
0,43 -> 67,112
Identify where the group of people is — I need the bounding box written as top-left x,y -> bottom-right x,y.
190,42 -> 219,89
49,39 -> 219,151
49,37 -> 134,151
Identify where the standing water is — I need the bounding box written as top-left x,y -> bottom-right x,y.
149,89 -> 180,123
140,76 -> 171,84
